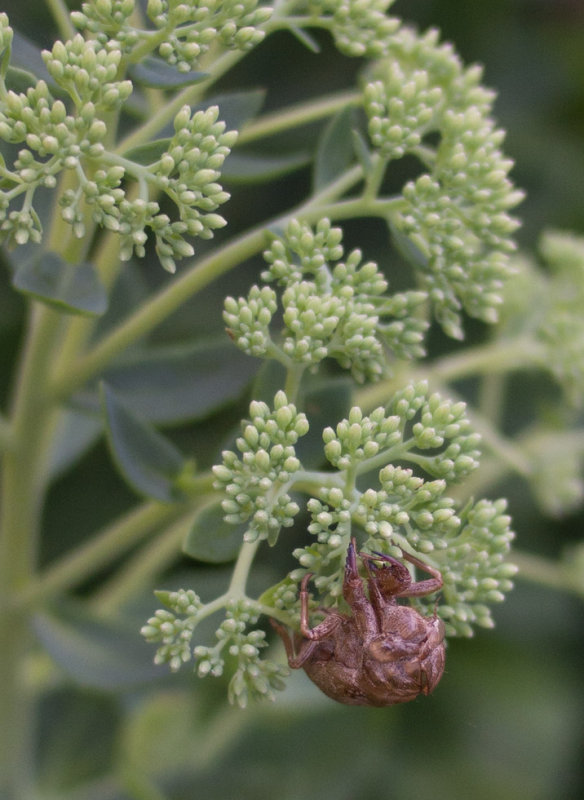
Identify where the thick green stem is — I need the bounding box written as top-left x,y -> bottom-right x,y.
0,162 -> 112,792
0,167 -> 89,781
0,301 -> 66,796
0,414 -> 12,451
47,183 -> 140,392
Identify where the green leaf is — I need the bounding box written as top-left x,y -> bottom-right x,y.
120,691 -> 208,780
296,376 -> 353,467
33,603 -> 162,690
129,57 -> 208,88
251,359 -> 288,405
222,149 -> 311,183
10,29 -> 52,84
38,689 -> 120,792
388,221 -> 429,269
313,106 -> 356,192
102,338 -> 257,424
4,65 -> 37,92
12,253 -> 108,316
122,137 -> 171,165
183,501 -> 244,563
48,409 -> 103,479
102,384 -> 185,502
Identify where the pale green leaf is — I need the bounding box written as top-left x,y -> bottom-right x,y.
102,384 -> 185,502
313,107 -> 356,192
183,501 -> 244,563
129,57 -> 208,88
12,253 -> 108,316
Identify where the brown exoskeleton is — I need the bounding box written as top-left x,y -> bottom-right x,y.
271,539 -> 445,706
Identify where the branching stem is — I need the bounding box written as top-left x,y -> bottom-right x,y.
237,89 -> 362,145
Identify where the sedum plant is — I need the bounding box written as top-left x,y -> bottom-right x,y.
1,0 -> 584,795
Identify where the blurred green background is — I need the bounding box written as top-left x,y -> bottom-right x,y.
2,1 -> 584,798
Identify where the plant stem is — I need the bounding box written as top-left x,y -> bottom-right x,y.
362,152 -> 390,200
91,513 -> 196,615
356,336 -> 546,411
285,363 -> 306,404
426,336 -> 546,383
312,194 -> 407,222
45,0 -> 76,39
0,414 -> 12,451
0,300 -> 66,796
14,496 -> 205,613
0,155 -> 106,796
0,306 -> 64,585
229,540 -> 261,597
46,184 -> 139,394
513,549 -> 584,598
478,371 -> 507,430
236,89 -> 361,145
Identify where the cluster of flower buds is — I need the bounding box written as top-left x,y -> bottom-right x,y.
212,391 -> 308,544
433,497 -> 517,636
57,103 -> 236,272
226,218 -> 428,381
388,382 -> 482,481
361,26 -> 524,338
223,285 -> 278,357
290,476 -> 516,637
324,405 -> 401,468
536,232 -> 584,406
293,476 -> 515,637
191,600 -> 288,707
0,11 -> 237,267
141,589 -> 203,672
322,382 -> 481,482
43,35 -> 132,110
316,0 -> 400,58
364,61 -> 443,159
147,104 -> 237,271
220,601 -> 288,708
495,231 -> 584,516
72,0 -> 273,72
143,595 -> 287,707
289,490 -> 352,600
